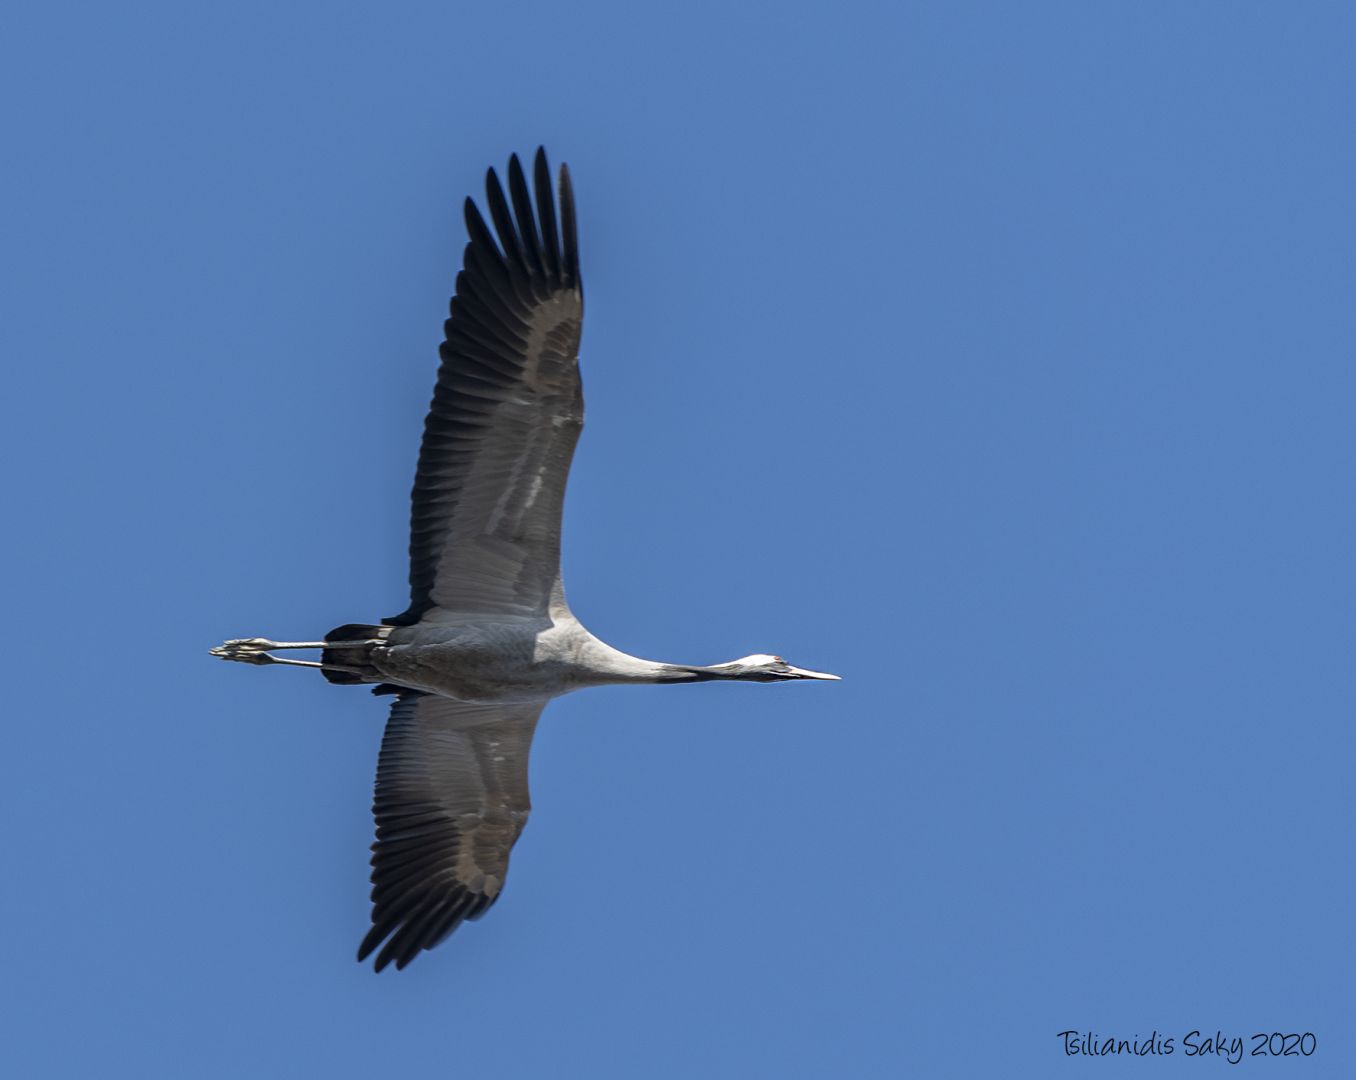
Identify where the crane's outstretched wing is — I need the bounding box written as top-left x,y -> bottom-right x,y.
389,148 -> 584,625
358,692 -> 545,971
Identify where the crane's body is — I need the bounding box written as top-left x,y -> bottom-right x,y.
217,615 -> 835,704
213,149 -> 837,971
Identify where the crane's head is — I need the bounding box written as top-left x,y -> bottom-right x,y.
702,654 -> 841,682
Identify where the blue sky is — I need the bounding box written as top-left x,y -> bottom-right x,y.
3,1 -> 1353,1076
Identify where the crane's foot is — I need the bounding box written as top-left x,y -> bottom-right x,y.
211,638 -> 278,664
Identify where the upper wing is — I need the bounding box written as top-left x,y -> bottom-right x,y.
358,692 -> 545,972
389,148 -> 584,625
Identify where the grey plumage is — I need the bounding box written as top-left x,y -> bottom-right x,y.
213,149 -> 838,971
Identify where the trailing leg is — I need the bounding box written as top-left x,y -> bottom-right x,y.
209,634 -> 384,679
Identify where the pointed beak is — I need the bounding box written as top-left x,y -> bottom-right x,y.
784,665 -> 841,681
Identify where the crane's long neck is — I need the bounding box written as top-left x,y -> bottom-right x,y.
569,633 -> 839,685
577,637 -> 726,685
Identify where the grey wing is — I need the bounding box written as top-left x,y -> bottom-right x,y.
389,147 -> 584,625
358,692 -> 545,971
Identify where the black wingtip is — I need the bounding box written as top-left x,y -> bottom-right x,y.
484,165 -> 525,273
357,929 -> 381,967
558,162 -> 579,285
466,151 -> 579,292
506,152 -> 546,280
533,148 -> 562,283
463,196 -> 503,262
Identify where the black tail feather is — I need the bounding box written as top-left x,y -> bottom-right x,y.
321,624 -> 390,686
